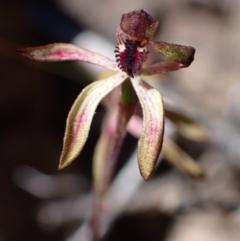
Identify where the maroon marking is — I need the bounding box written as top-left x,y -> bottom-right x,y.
115,39 -> 143,77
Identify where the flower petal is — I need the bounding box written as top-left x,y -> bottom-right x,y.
131,77 -> 164,180
93,79 -> 137,205
120,9 -> 159,40
16,43 -> 119,71
59,72 -> 127,169
165,108 -> 209,142
162,137 -> 204,177
140,60 -> 184,76
93,111 -> 119,206
126,114 -> 143,138
150,41 -> 195,67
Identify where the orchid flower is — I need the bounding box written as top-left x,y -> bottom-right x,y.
17,9 -> 195,202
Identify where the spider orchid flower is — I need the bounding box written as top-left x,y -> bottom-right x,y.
17,9 -> 195,200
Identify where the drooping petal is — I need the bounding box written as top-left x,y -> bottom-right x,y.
140,60 -> 184,76
165,108 -> 209,142
93,111 -> 119,207
150,41 -> 195,67
131,76 -> 164,180
93,79 -> 137,205
59,72 -> 127,169
162,137 -> 204,177
16,43 -> 119,71
126,114 -> 143,138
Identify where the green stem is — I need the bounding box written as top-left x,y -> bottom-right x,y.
118,78 -> 137,132
120,77 -> 136,105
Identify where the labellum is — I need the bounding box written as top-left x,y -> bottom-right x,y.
115,39 -> 144,77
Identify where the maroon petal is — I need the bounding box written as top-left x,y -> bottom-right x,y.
120,9 -> 158,40
140,60 -> 184,76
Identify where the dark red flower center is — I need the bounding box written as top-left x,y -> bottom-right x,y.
115,39 -> 143,77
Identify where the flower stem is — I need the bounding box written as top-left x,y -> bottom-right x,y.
93,78 -> 137,207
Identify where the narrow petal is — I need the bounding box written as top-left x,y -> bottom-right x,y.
59,72 -> 127,169
162,138 -> 204,177
165,108 -> 210,142
150,41 -> 195,67
16,43 -> 119,71
140,60 -> 184,76
93,111 -> 117,206
131,77 -> 164,180
93,111 -> 122,207
126,115 -> 143,138
93,79 -> 137,205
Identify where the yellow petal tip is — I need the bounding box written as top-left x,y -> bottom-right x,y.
140,168 -> 153,181
58,162 -> 68,170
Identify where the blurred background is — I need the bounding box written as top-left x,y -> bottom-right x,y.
1,0 -> 240,241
